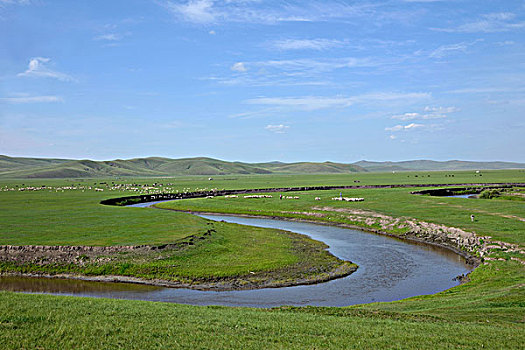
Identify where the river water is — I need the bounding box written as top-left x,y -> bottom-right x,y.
0,207 -> 473,307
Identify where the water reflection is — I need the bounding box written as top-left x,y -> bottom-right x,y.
0,275 -> 160,296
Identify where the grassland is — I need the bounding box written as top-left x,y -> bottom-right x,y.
0,170 -> 523,348
157,184 -> 525,245
0,179 -> 354,288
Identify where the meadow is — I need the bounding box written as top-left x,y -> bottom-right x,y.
0,170 -> 523,348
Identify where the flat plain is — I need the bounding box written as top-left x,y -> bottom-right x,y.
0,170 -> 524,348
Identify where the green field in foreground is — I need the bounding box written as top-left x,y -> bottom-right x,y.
0,170 -> 524,348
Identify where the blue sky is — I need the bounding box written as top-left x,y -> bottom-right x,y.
1,0 -> 524,162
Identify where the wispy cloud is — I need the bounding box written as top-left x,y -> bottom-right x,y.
392,112 -> 447,121
0,95 -> 63,103
424,106 -> 459,113
428,40 -> 482,59
391,112 -> 421,121
385,123 -> 424,132
231,62 -> 247,72
435,12 -> 525,33
94,33 -> 122,41
209,75 -> 329,87
162,1 -> 381,25
206,56 -> 389,88
270,38 -> 346,51
246,92 -> 430,111
228,56 -> 394,80
265,124 -> 290,134
166,0 -> 216,24
391,106 -> 458,121
17,57 -> 75,82
248,96 -> 353,111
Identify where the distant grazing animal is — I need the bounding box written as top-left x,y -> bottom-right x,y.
470,215 -> 475,222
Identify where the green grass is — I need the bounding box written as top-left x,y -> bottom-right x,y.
0,267 -> 523,349
0,177 -> 352,286
2,169 -> 521,246
0,219 -> 351,286
0,171 -> 524,348
157,186 -> 525,245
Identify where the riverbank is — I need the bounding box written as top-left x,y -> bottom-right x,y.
0,259 -> 356,291
159,207 -> 481,266
0,217 -> 357,291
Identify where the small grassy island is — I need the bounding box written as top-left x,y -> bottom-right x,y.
0,170 -> 524,348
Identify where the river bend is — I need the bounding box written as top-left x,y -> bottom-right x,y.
0,210 -> 472,307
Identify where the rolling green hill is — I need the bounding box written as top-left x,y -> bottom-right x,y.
1,155 -> 524,178
354,159 -> 525,172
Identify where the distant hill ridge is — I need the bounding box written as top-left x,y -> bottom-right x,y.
0,155 -> 524,178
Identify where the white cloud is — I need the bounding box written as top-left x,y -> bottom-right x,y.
163,1 -> 382,25
429,43 -> 468,58
428,40 -> 482,59
94,33 -> 122,41
208,30 -> 216,35
392,106 -> 458,121
246,92 -> 430,111
385,123 -> 424,132
392,112 -> 420,120
231,62 -> 247,72
240,92 -> 429,114
255,57 -> 377,73
424,106 -> 459,113
166,0 -> 217,23
271,38 -> 345,51
0,95 -> 63,103
352,92 -> 431,103
247,96 -> 353,111
265,124 -> 289,133
17,57 -> 74,82
435,12 -> 525,33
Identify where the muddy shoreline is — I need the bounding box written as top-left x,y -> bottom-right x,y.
0,262 -> 357,291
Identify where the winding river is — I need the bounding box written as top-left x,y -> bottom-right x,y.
0,202 -> 473,307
